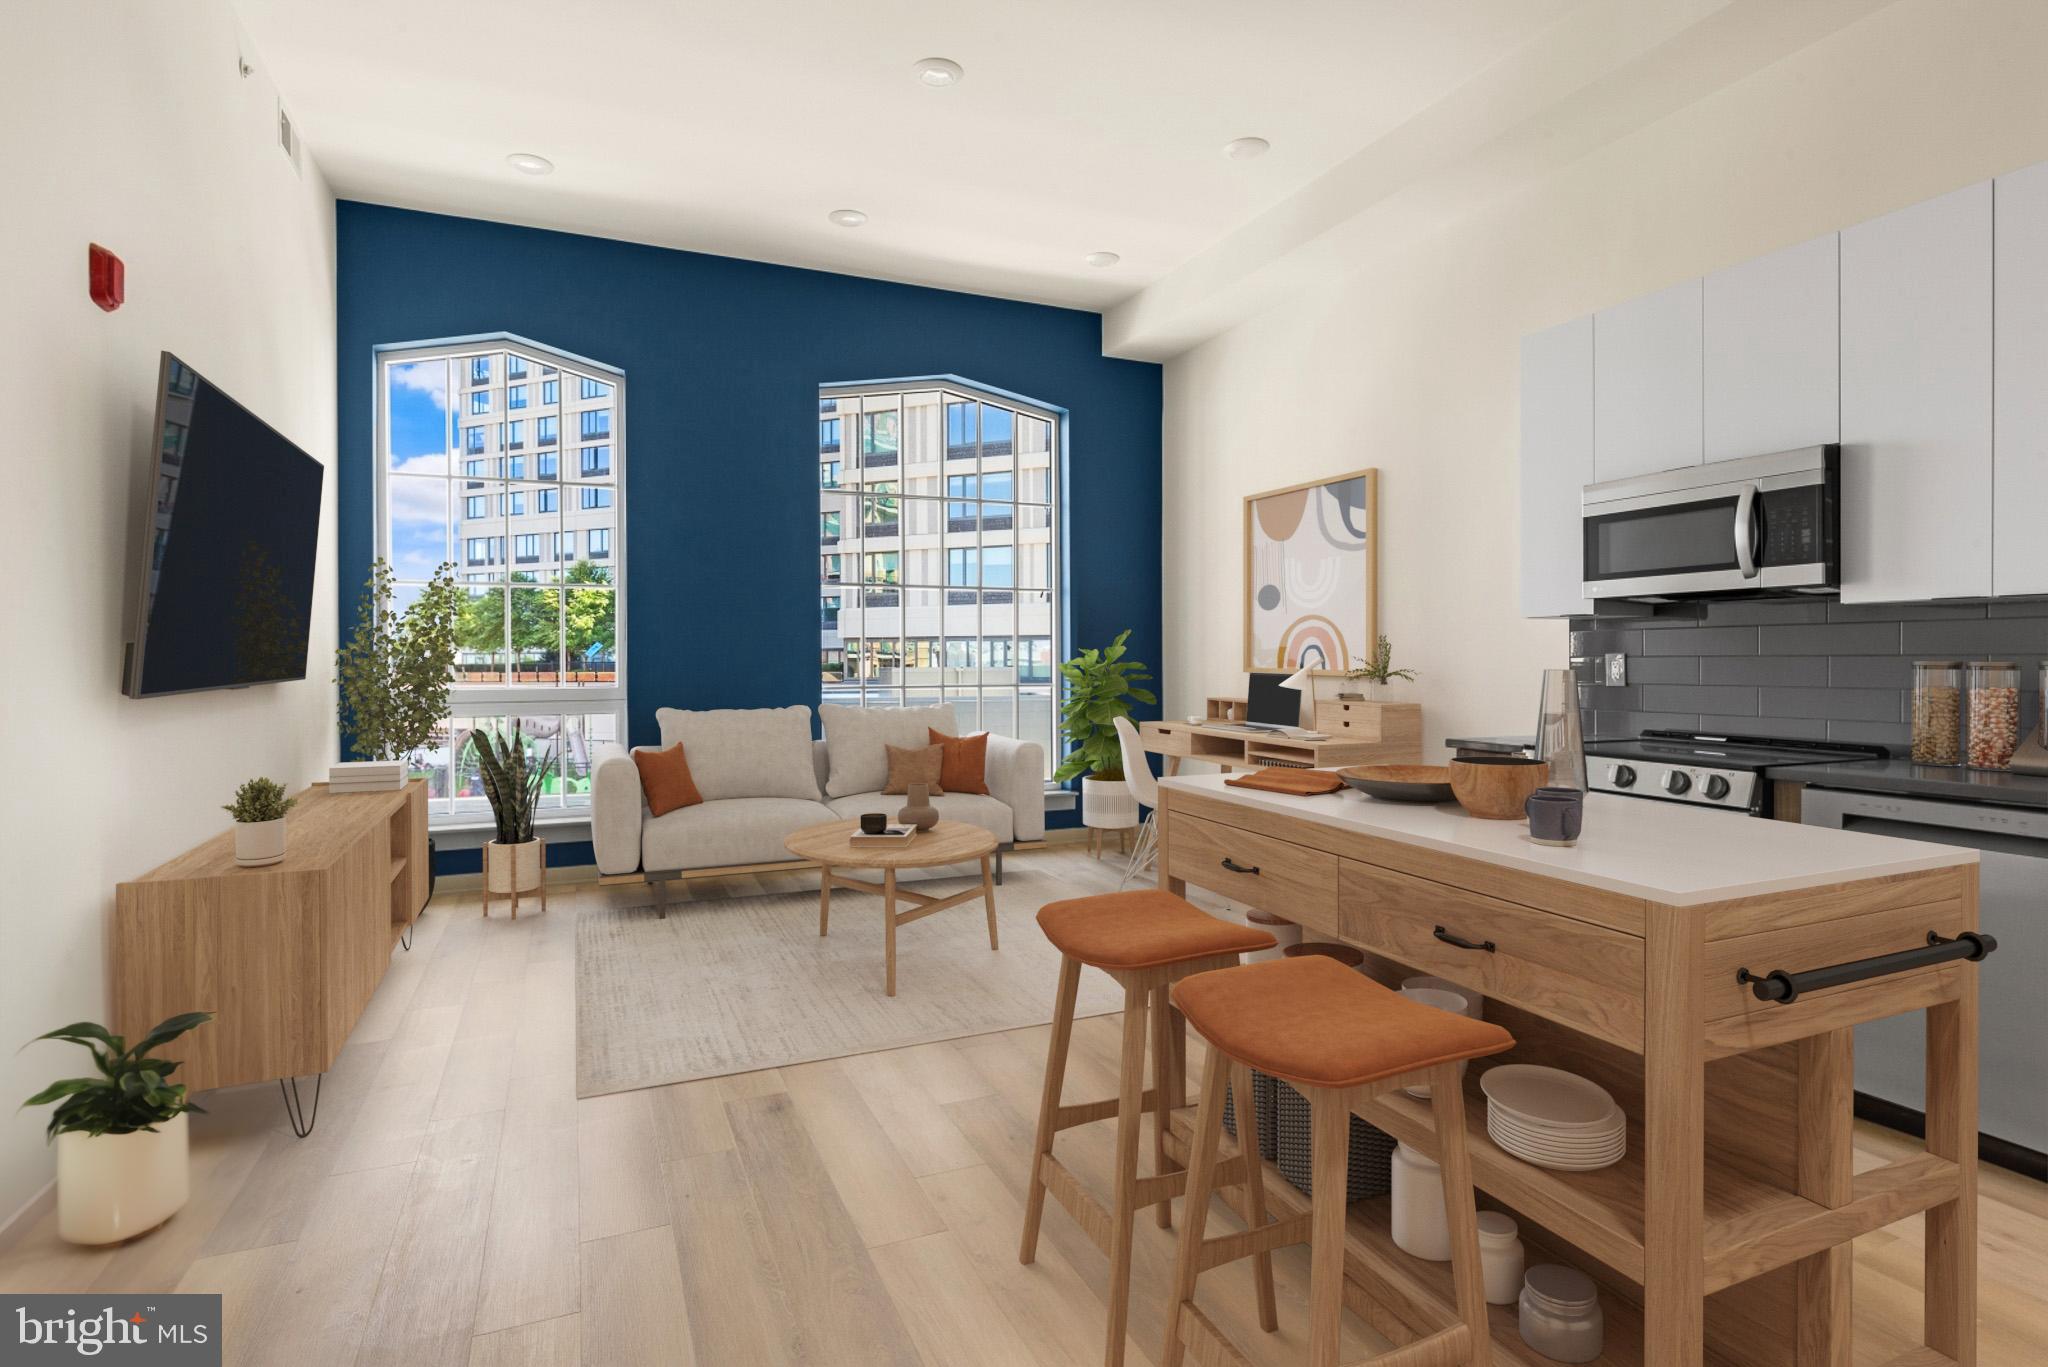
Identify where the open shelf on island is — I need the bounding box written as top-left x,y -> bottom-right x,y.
1163,1107 -> 1743,1367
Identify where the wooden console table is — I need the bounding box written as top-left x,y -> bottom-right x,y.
1141,695 -> 1422,774
113,780 -> 430,1134
1155,775 -> 1982,1367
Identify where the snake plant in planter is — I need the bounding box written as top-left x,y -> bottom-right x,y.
466,721 -> 555,900
22,1012 -> 213,1245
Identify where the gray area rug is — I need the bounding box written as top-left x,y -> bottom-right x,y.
575,862 -> 1126,1097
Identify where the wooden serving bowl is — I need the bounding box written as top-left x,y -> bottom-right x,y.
1448,756 -> 1551,820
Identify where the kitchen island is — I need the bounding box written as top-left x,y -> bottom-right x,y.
1154,774 -> 1985,1367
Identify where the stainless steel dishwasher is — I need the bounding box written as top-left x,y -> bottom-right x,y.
1801,787 -> 2046,1160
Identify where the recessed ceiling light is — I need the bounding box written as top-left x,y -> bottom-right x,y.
828,209 -> 869,228
1222,136 -> 1271,161
1085,251 -> 1121,268
913,57 -> 964,87
506,152 -> 555,175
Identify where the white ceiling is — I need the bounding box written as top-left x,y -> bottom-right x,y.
230,0 -> 1579,311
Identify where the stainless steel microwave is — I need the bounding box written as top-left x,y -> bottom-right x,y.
1581,445 -> 1839,600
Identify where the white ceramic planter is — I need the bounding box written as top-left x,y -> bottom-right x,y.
232,817 -> 286,867
57,1112 -> 189,1245
1080,775 -> 1139,830
484,839 -> 544,895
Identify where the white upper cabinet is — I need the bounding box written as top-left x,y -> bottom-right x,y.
1840,181 -> 1993,603
1995,160 -> 2048,596
1704,232 -> 1839,461
1593,278 -> 1702,483
1520,316 -> 1594,618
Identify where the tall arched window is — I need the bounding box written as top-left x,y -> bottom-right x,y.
819,379 -> 1058,776
376,336 -> 625,823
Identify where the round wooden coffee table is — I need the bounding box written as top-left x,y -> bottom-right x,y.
783,819 -> 1000,997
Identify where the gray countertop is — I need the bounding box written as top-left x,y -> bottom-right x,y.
1768,757 -> 2048,810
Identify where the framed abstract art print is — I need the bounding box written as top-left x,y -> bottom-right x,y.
1242,468 -> 1378,673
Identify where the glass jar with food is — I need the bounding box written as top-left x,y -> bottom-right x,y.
1965,662 -> 2021,770
1910,661 -> 1964,766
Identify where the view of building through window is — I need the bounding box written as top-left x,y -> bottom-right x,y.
378,340 -> 624,823
819,382 -> 1058,777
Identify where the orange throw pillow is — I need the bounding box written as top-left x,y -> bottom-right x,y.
927,728 -> 991,795
632,743 -> 704,816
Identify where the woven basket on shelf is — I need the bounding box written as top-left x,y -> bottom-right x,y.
1272,1079 -> 1396,1200
1221,1070 -> 1280,1161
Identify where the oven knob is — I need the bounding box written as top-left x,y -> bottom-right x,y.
1607,764 -> 1636,789
1703,774 -> 1731,801
1663,770 -> 1692,795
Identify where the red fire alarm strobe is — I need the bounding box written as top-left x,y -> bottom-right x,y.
89,243 -> 124,312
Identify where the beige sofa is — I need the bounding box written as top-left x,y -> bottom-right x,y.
590,704 -> 1045,883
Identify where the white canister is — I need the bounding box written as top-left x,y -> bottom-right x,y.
1245,909 -> 1300,962
1519,1264 -> 1603,1363
1477,1211 -> 1525,1305
1398,986 -> 1469,1100
1389,1141 -> 1450,1261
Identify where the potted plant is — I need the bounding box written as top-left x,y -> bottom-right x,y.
1054,630 -> 1157,844
223,777 -> 295,867
21,1012 -> 213,1245
334,558 -> 463,789
466,720 -> 555,908
1341,636 -> 1419,699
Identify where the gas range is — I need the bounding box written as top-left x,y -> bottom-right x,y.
1581,731 -> 1889,816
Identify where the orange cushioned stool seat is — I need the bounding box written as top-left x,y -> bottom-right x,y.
1036,889 -> 1277,970
1171,955 -> 1514,1089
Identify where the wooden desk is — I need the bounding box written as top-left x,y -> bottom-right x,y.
1154,775 -> 1981,1367
1141,698 -> 1421,774
113,781 -> 430,1108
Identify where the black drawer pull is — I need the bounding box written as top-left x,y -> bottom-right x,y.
1220,857 -> 1261,875
1737,930 -> 1998,1005
1433,925 -> 1496,953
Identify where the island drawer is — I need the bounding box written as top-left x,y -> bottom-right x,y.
1166,812 -> 1339,925
1338,859 -> 1646,1050
1702,899 -> 1972,1027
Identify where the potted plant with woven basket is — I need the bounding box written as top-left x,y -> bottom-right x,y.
334,558 -> 463,790
21,1012 -> 213,1245
466,720 -> 555,916
1054,629 -> 1156,854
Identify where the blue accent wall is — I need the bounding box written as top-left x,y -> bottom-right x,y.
336,203 -> 1163,870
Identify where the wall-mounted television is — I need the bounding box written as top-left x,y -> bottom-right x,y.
124,353 -> 324,698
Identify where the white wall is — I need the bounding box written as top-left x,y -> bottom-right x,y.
0,3 -> 337,1226
1160,0 -> 2048,739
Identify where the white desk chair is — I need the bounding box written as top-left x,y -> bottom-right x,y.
1113,716 -> 1160,889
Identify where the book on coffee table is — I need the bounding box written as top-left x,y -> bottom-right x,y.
849,825 -> 916,844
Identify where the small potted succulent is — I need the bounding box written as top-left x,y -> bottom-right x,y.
1054,630 -> 1157,842
21,1012 -> 213,1245
467,721 -> 555,906
1340,636 -> 1419,700
223,777 -> 295,867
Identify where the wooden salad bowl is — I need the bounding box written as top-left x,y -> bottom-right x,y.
1447,756 -> 1551,820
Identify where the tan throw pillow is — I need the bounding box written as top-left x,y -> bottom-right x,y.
882,743 -> 946,796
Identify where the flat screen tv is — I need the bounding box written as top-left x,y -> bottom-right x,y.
124,353 -> 324,697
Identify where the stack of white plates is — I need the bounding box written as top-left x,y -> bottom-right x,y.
1479,1065 -> 1625,1172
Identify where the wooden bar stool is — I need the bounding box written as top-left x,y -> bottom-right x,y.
1021,890 -> 1278,1367
1163,955 -> 1516,1367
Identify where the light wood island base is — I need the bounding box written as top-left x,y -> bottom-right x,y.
1155,777 -> 1985,1367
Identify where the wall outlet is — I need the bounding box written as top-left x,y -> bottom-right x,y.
1603,653 -> 1628,686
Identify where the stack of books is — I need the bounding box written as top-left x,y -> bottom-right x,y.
328,760 -> 406,793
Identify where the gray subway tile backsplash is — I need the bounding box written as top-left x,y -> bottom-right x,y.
1701,655 -> 1830,686
1571,600 -> 2048,753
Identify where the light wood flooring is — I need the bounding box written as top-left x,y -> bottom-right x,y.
1,846 -> 2042,1366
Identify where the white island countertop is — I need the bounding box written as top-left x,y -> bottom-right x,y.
1159,774 -> 1975,906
